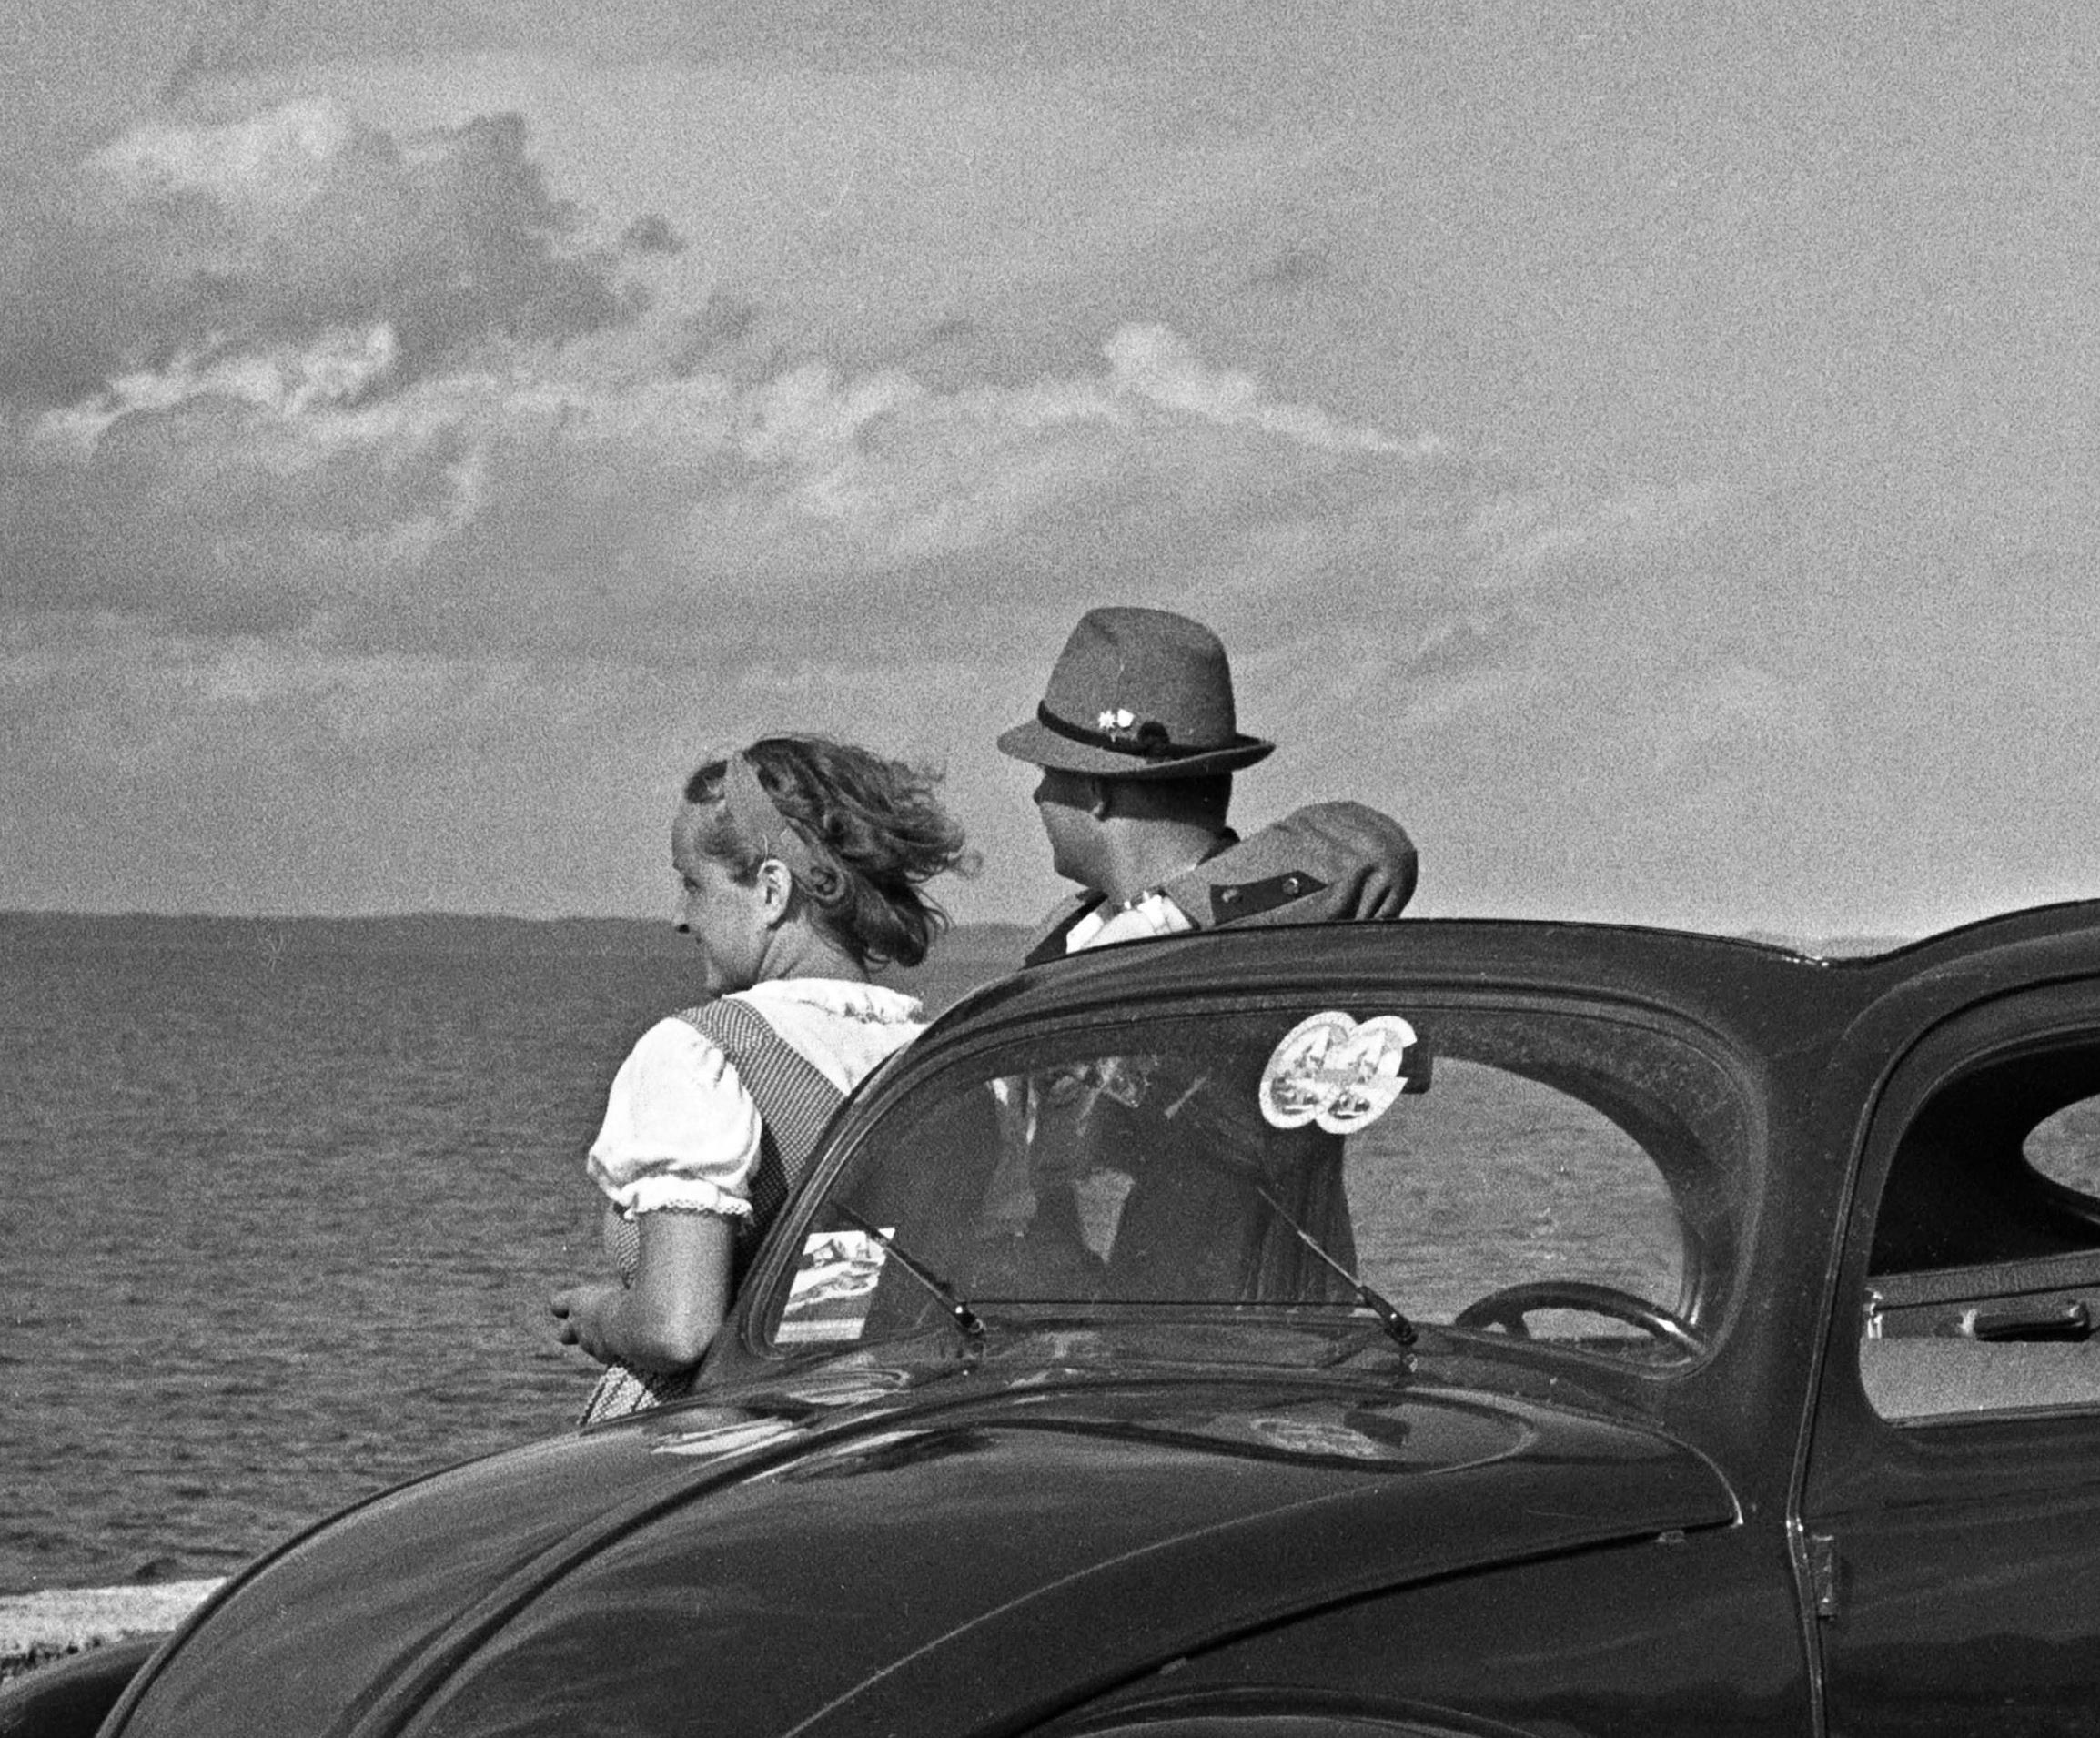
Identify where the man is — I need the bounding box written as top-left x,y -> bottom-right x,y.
984,603 -> 1415,1298
997,604 -> 1418,962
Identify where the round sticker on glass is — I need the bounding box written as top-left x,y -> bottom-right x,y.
1258,1012 -> 1419,1135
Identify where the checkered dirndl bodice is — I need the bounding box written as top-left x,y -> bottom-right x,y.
579,996 -> 847,1426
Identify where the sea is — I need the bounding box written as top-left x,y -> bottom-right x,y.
0,914 -> 1018,1596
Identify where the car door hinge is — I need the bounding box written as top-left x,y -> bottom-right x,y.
1806,1530 -> 1842,1619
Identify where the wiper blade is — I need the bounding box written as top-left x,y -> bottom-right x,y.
833,1207 -> 986,1342
1255,1184 -> 1417,1349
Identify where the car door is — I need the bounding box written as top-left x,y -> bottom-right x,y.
1802,976 -> 2100,1738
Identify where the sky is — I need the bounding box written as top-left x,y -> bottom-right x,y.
3,1 -> 2097,938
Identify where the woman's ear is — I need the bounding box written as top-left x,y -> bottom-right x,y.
1085,776 -> 1113,820
755,857 -> 795,925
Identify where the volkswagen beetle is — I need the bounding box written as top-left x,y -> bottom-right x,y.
14,904 -> 2100,1737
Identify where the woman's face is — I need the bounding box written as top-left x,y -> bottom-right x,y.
671,802 -> 772,995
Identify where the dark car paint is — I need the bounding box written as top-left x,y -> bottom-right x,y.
1797,962 -> 2100,1737
0,1640 -> 161,1738
107,1374 -> 1735,1738
1055,1523 -> 1816,1738
21,902 -> 2100,1738
733,904 -> 2100,1738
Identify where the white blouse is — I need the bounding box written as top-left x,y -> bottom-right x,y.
1064,890 -> 1196,953
586,978 -> 925,1220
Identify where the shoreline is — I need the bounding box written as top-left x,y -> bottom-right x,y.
0,1581 -> 225,1688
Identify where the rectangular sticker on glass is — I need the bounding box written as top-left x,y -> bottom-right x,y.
777,1228 -> 891,1344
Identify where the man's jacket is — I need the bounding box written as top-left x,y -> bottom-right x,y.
1023,802 -> 1418,965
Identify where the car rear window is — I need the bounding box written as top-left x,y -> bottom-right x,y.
765,998 -> 1752,1367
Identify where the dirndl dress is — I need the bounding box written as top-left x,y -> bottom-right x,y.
578,995 -> 847,1426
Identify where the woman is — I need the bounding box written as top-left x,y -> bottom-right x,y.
550,735 -> 971,1422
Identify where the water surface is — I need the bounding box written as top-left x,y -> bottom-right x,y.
0,917 -> 1005,1593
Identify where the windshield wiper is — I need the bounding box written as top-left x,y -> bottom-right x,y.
832,1207 -> 986,1343
1255,1185 -> 1416,1349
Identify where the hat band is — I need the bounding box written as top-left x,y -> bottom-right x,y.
1035,702 -> 1223,763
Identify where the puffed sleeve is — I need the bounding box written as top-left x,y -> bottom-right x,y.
585,1017 -> 762,1219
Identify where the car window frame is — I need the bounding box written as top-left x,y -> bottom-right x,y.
1809,976 -> 2100,1504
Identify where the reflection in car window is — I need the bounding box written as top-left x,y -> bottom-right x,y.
765,1003 -> 1748,1369
1863,1042 -> 2100,1421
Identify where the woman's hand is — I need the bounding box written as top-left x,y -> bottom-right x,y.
549,1282 -> 626,1365
550,1213 -> 736,1373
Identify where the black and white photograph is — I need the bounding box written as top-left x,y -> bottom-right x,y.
7,5 -> 2100,1733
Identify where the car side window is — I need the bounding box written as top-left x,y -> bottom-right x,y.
2025,1096 -> 2100,1197
1861,1040 -> 2100,1421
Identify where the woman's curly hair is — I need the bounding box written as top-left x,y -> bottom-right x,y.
683,735 -> 975,969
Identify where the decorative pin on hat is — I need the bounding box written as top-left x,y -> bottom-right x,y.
997,606 -> 1275,780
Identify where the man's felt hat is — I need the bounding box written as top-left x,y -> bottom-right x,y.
997,606 -> 1276,780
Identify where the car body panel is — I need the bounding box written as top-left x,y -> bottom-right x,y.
1799,954 -> 2100,1738
0,1638 -> 160,1738
1052,1522 -> 1812,1738
109,1374 -> 1735,1738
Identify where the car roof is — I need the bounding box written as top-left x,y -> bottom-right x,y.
924,900 -> 2100,1059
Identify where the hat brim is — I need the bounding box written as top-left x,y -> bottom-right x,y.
997,719 -> 1275,780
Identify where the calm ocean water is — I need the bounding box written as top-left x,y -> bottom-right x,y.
0,917 -> 1008,1595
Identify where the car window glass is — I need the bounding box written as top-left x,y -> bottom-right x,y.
766,1002 -> 1745,1369
1347,1058 -> 1683,1324
2024,1095 -> 2100,1195
1861,1041 -> 2100,1421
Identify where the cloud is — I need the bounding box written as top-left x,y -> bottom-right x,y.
0,611 -> 697,915
620,213 -> 684,257
1093,326 -> 1424,456
1469,480 -> 1727,579
8,306 -> 1454,671
160,0 -> 277,104
35,325 -> 403,444
1,74 -> 1774,924
0,98 -> 649,407
1649,659 -> 1833,774
1243,246 -> 1336,293
0,614 -> 526,763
